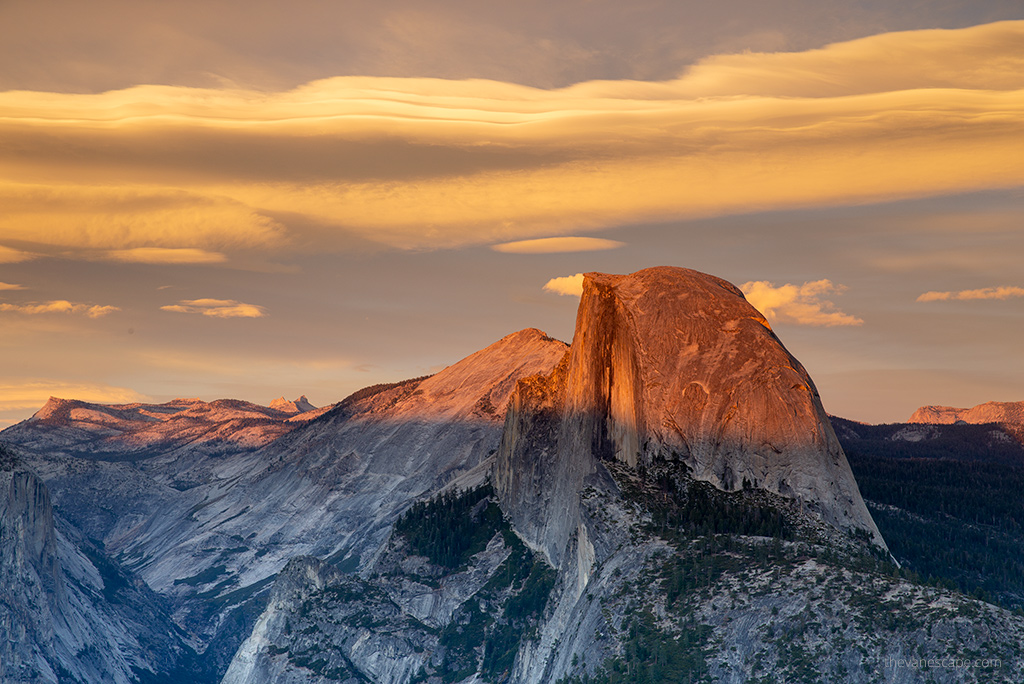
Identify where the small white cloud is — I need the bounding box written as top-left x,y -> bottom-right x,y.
161,298 -> 267,318
104,247 -> 227,264
493,237 -> 625,254
543,273 -> 585,297
0,300 -> 119,318
917,286 -> 1024,302
740,280 -> 863,327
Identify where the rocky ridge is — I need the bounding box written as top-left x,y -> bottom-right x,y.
269,396 -> 317,415
8,396 -> 308,466
910,400 -> 1024,426
0,328 -> 568,681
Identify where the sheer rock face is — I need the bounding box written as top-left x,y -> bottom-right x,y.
496,267 -> 883,566
0,462 -> 186,684
910,401 -> 1024,426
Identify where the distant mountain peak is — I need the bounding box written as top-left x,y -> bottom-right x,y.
30,396 -> 75,422
910,400 -> 1024,425
8,396 -> 309,461
342,327 -> 568,423
269,395 -> 316,414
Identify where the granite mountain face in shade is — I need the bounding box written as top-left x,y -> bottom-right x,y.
495,267 -> 884,568
0,449 -> 188,684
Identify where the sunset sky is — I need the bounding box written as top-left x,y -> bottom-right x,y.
2,0 -> 1023,426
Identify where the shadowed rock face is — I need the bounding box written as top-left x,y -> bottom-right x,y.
496,267 -> 883,566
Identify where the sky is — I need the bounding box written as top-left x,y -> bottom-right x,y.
1,0 -> 1023,426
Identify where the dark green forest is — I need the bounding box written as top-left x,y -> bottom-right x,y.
837,419 -> 1024,609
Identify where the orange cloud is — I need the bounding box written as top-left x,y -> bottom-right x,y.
103,247 -> 227,264
543,273 -> 585,297
0,300 -> 119,318
0,282 -> 24,290
161,298 -> 267,318
1,21 -> 1022,254
0,380 -> 149,413
741,280 -> 863,327
493,237 -> 625,254
0,246 -> 35,263
917,286 -> 1024,302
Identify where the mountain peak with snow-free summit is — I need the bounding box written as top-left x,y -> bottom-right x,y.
269,395 -> 316,414
910,400 -> 1024,426
496,266 -> 885,565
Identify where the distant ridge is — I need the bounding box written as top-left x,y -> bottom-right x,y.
909,400 -> 1024,425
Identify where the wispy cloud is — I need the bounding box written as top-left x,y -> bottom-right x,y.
0,300 -> 119,318
740,280 -> 863,327
493,237 -> 624,254
161,298 -> 267,318
0,282 -> 24,290
1,22 -> 1022,255
543,273 -> 585,297
0,246 -> 36,263
104,247 -> 227,264
917,286 -> 1024,302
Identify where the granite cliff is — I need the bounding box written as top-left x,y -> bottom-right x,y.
495,267 -> 883,568
0,446 -> 189,683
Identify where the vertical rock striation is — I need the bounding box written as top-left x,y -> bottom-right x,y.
495,266 -> 884,567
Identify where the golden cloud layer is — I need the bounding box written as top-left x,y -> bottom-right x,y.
161,298 -> 267,318
917,286 -> 1024,302
104,247 -> 227,264
0,380 -> 149,412
741,280 -> 863,327
0,300 -> 119,317
0,246 -> 35,263
1,21 -> 1022,255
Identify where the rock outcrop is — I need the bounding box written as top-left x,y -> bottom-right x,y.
496,267 -> 883,566
269,396 -> 316,415
910,401 -> 1024,426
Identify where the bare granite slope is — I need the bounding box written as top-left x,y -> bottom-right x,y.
1,328 -> 568,676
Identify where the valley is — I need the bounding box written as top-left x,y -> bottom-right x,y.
2,268 -> 1023,684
